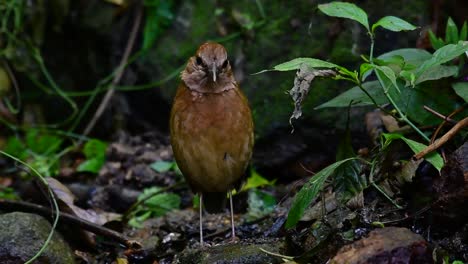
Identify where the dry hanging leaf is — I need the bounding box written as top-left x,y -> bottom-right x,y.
289,64 -> 336,130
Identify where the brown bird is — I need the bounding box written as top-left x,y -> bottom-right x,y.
170,42 -> 254,245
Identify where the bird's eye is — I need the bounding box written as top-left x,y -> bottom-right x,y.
195,56 -> 203,65
221,59 -> 228,68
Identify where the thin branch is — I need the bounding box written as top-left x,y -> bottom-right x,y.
414,116 -> 468,160
423,105 -> 457,124
430,104 -> 466,143
0,199 -> 141,249
82,7 -> 143,137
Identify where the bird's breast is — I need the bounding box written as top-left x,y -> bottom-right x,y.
170,85 -> 254,193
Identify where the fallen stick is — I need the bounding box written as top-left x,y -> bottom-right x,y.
0,199 -> 141,249
414,116 -> 468,160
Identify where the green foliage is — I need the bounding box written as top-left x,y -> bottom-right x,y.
240,168 -> 275,192
263,1 -> 468,228
334,119 -> 366,202
128,186 -> 181,228
452,82 -> 468,102
150,160 -> 174,172
382,133 -> 444,172
315,81 -> 386,108
76,139 -> 108,173
429,17 -> 467,49
259,58 -> 340,73
3,130 -> 62,177
150,160 -> 182,175
318,2 -> 369,31
285,158 -> 358,228
372,16 -> 417,33
0,187 -> 19,200
142,0 -> 174,51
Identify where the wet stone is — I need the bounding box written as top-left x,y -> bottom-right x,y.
330,227 -> 432,264
0,212 -> 75,264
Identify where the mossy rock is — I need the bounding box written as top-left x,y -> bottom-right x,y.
0,212 -> 75,264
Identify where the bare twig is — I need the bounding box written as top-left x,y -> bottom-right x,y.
423,105 -> 457,124
82,7 -> 143,136
414,116 -> 468,160
0,199 -> 141,249
430,105 -> 466,143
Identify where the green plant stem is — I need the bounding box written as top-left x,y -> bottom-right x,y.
0,150 -> 60,264
369,35 -> 375,62
368,33 -> 430,143
376,72 -> 430,142
356,81 -> 390,114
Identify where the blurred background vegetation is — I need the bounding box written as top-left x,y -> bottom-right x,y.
0,0 -> 466,171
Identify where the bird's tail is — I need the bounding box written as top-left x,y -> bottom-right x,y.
202,192 -> 227,213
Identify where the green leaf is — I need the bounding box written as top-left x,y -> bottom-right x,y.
416,42 -> 468,78
82,139 -> 107,159
145,192 -> 181,216
318,2 -> 369,31
285,157 -> 358,228
382,133 -> 444,171
334,119 -> 366,202
414,65 -> 458,84
452,82 -> 468,102
315,80 -> 388,109
129,187 -> 182,225
378,48 -> 432,67
266,58 -> 339,73
359,63 -> 373,81
26,129 -> 61,154
445,17 -> 458,44
128,211 -> 152,228
0,187 -> 19,200
76,158 -> 104,173
77,139 -> 108,173
378,48 -> 459,85
241,168 -> 275,192
374,65 -> 400,93
150,160 -> 175,173
372,16 -> 417,33
460,21 -> 467,41
428,30 -> 445,50
394,83 -> 464,126
399,70 -> 416,86
4,136 -> 27,160
241,168 -> 275,191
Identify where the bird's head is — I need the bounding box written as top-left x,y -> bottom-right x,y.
181,42 -> 236,93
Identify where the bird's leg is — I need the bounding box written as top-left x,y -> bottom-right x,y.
229,190 -> 236,241
199,193 -> 204,246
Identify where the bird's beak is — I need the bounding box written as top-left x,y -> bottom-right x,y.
212,64 -> 217,82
